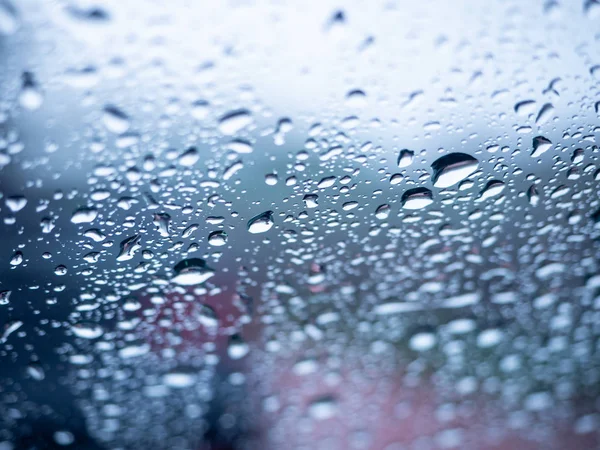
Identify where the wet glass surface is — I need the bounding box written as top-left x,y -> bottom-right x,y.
1,0 -> 600,449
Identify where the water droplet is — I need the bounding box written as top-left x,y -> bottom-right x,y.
431,153 -> 479,188
10,251 -> 23,266
265,173 -> 278,185
197,304 -> 219,329
409,331 -> 437,351
71,322 -> 104,339
227,334 -> 249,359
514,100 -> 536,116
0,290 -> 11,305
191,99 -> 210,120
308,396 -> 338,420
208,230 -> 228,246
83,228 -> 106,242
401,187 -> 433,210
26,363 -> 45,381
375,204 -> 391,219
345,89 -> 367,108
531,136 -> 552,158
116,234 -> 141,261
171,258 -> 215,286
477,180 -> 505,201
0,0 -> 19,35
535,103 -> 554,126
527,185 -> 540,206
317,176 -> 336,189
225,139 -> 253,154
54,265 -> 67,276
153,213 -> 171,237
397,149 -> 414,168
178,147 -> 199,167
303,194 -> 319,208
248,211 -> 274,234
0,320 -> 23,343
102,105 -> 130,134
5,195 -> 27,212
163,372 -> 197,388
71,207 -> 98,224
19,72 -> 43,110
218,109 -> 253,135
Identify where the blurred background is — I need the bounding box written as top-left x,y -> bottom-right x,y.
1,0 -> 600,449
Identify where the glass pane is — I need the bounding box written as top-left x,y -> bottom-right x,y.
1,0 -> 599,449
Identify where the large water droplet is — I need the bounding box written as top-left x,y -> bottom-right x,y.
19,72 -> 43,110
401,187 -> 433,209
116,234 -> 141,261
397,149 -> 414,168
531,136 -> 552,158
247,211 -> 274,234
0,0 -> 19,35
208,230 -> 228,246
71,207 -> 98,224
5,195 -> 27,212
535,103 -> 554,125
171,258 -> 215,286
71,323 -> 104,339
218,109 -> 253,135
102,105 -> 130,134
227,334 -> 249,359
431,153 -> 479,188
